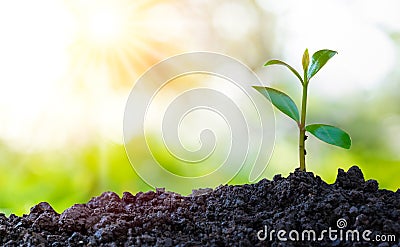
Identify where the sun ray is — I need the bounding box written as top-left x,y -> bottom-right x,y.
66,0 -> 182,90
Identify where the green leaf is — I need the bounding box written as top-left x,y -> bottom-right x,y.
302,48 -> 310,75
253,86 -> 300,123
307,49 -> 337,80
264,59 -> 304,85
306,124 -> 351,149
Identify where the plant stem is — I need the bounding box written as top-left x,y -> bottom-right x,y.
299,81 -> 308,171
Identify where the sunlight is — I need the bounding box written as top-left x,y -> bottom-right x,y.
68,0 -> 182,88
0,0 -> 74,150
0,0 -> 183,151
86,7 -> 125,45
75,0 -> 137,48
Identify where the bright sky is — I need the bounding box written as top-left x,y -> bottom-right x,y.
0,0 -> 182,151
0,0 -> 399,151
256,0 -> 399,96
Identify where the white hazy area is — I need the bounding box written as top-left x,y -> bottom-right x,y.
0,0 -> 398,151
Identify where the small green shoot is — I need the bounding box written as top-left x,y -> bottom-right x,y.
254,49 -> 351,171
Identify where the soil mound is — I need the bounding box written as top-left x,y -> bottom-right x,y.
1,166 -> 399,246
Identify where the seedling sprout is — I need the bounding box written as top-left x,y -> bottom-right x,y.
254,49 -> 351,171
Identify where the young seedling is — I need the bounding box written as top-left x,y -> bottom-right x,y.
253,49 -> 351,171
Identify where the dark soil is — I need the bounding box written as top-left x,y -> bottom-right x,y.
0,166 -> 399,247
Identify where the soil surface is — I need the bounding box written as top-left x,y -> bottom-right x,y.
0,166 -> 399,247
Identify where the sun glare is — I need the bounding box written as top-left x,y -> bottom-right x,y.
86,7 -> 125,45
0,0 -> 183,151
68,0 -> 182,89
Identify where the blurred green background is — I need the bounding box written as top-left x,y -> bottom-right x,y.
0,0 -> 399,216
